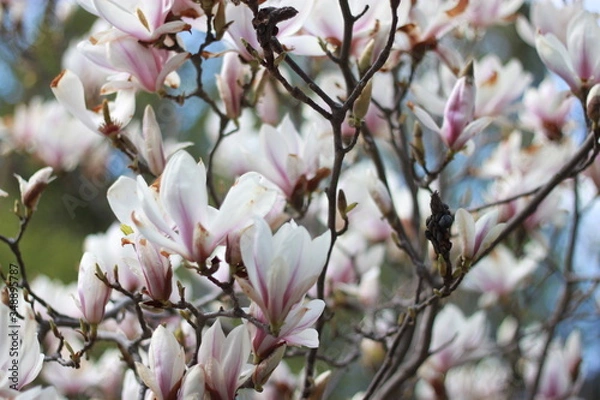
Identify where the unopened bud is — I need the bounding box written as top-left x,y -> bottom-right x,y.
410,121 -> 425,166
14,167 -> 55,213
587,83 -> 600,123
309,370 -> 332,400
358,39 -> 375,77
214,1 -> 227,39
353,79 -> 373,120
361,338 -> 385,370
368,170 -> 392,216
253,344 -> 286,390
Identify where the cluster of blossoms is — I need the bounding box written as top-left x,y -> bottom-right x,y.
1,0 -> 600,399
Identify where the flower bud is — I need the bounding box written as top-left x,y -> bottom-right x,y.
135,237 -> 173,302
586,83 -> 600,123
14,167 -> 55,213
367,170 -> 393,216
75,252 -> 111,325
352,79 -> 373,120
141,105 -> 166,176
360,338 -> 385,370
440,61 -> 476,150
358,39 -> 375,77
410,121 -> 426,166
252,344 -> 286,390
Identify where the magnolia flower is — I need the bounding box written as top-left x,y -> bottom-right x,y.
416,358 -> 511,400
78,28 -> 190,93
0,301 -> 44,393
107,150 -> 278,264
198,319 -> 252,400
224,0 -> 322,59
42,349 -> 123,397
237,218 -> 330,334
247,116 -> 324,201
129,105 -> 192,176
75,252 -> 112,325
535,10 -> 600,93
474,54 -> 532,117
411,63 -> 492,151
453,208 -> 505,265
84,223 -> 141,293
14,167 -> 55,213
461,245 -> 539,307
520,77 -> 576,141
6,97 -> 105,172
419,304 -> 490,377
131,236 -> 174,302
178,365 -> 205,399
216,52 -> 248,120
245,300 -> 325,360
78,0 -> 189,42
304,0 -> 392,57
51,69 -> 136,136
463,0 -> 523,29
136,325 -> 186,400
522,330 -> 583,399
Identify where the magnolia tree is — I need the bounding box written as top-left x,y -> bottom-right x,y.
1,0 -> 600,399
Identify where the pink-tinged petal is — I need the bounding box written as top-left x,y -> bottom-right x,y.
279,300 -> 325,344
136,237 -> 172,301
136,177 -> 175,237
240,219 -> 329,332
142,105 -> 166,175
441,74 -> 476,148
14,166 -> 55,212
216,52 -> 245,119
135,362 -> 160,397
108,38 -> 163,92
155,52 -> 190,91
93,0 -> 154,41
476,224 -> 504,259
259,124 -> 293,191
284,328 -> 319,348
179,365 -> 206,399
222,325 -> 252,392
76,252 -> 111,324
148,325 -> 185,400
567,11 -> 600,83
133,210 -> 190,261
209,172 -> 278,245
107,176 -> 139,226
198,319 -> 250,399
452,116 -> 493,150
159,151 -> 208,254
536,33 -> 579,91
199,319 -> 225,362
240,218 -> 274,309
224,3 -> 261,59
17,321 -> 44,389
50,70 -> 100,132
410,104 -> 442,134
153,20 -> 190,38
